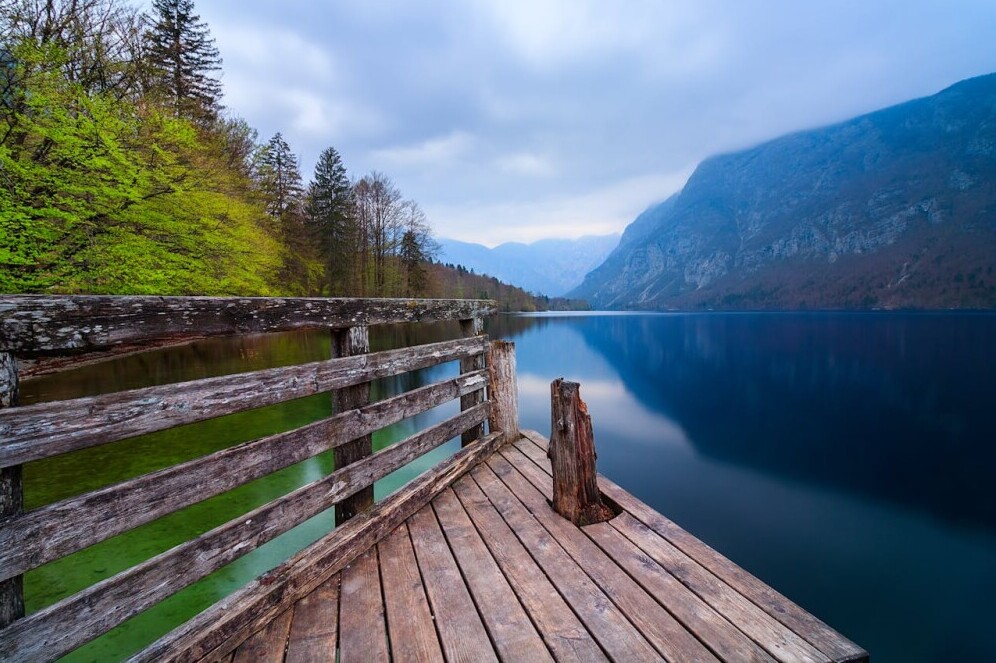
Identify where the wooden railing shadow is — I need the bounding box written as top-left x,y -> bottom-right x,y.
0,295 -> 508,662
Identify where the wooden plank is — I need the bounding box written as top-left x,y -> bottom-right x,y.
492,449 -> 719,663
0,336 -> 487,468
459,317 -> 486,446
285,576 -> 340,663
407,505 -> 498,663
548,379 -> 612,526
0,405 -> 489,663
584,522 -> 776,662
519,430 -> 867,663
0,370 -> 487,582
377,524 -> 444,663
129,431 -> 504,663
432,488 -> 553,663
612,512 -> 831,663
338,548 -> 389,663
333,326 -> 372,523
0,351 -> 22,629
232,608 -> 293,663
485,341 -> 518,445
451,476 -> 608,663
470,463 -> 660,662
0,295 -> 497,356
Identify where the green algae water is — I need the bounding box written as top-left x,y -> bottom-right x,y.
20,313 -> 996,662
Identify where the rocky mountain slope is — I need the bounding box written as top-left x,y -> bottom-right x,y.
438,234 -> 619,297
571,73 -> 996,309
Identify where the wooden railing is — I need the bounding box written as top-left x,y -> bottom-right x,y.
0,295 -> 507,662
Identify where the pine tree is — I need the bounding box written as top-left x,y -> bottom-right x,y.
306,146 -> 356,294
145,0 -> 222,121
256,132 -> 304,218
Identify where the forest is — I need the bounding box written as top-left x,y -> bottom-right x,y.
0,0 -> 567,310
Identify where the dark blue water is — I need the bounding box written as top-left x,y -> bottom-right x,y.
489,311 -> 996,662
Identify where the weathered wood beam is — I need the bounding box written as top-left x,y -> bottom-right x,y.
0,336 -> 486,469
333,326 -> 372,523
486,340 -> 518,445
459,317 -> 486,446
0,352 -> 22,629
548,379 -> 613,526
0,404 -> 489,663
0,295 -> 497,356
0,370 -> 487,582
129,431 -> 505,663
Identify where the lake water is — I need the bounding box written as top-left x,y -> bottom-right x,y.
19,312 -> 996,661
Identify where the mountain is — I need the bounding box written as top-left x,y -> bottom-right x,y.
571,73 -> 996,309
437,234 -> 620,297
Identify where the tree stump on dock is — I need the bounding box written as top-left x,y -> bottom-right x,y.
548,379 -> 614,526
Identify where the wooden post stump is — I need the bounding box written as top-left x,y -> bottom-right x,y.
486,341 -> 518,444
0,351 -> 24,628
459,318 -> 485,446
332,326 -> 372,523
548,379 -> 613,526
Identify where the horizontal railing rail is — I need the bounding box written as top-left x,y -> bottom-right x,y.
0,295 -> 496,355
0,295 -> 502,663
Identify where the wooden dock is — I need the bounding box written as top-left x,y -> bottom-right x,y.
0,295 -> 867,662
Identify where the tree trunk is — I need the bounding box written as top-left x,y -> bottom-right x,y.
548,379 -> 613,526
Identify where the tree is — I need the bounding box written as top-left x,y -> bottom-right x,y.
352,171 -> 404,295
255,132 -> 303,218
399,200 -> 436,296
144,0 -> 222,122
305,145 -> 355,294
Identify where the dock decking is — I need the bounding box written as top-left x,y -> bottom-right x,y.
231,431 -> 866,663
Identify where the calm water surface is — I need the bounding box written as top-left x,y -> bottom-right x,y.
21,312 -> 996,661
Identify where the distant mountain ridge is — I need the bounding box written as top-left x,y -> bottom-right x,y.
571,73 -> 996,309
437,234 -> 619,297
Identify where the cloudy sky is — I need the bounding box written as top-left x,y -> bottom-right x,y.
195,0 -> 996,246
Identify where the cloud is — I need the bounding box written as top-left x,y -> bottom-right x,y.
195,0 -> 996,242
427,167 -> 694,246
371,131 -> 475,169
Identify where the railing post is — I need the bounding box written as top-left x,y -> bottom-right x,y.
486,341 -> 518,445
0,351 -> 24,628
548,378 -> 614,526
459,317 -> 485,446
331,326 -> 372,523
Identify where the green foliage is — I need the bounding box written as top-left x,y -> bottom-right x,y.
0,33 -> 280,294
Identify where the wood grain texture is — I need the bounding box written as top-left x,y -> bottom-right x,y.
0,295 -> 497,356
432,488 -> 552,663
0,336 -> 487,468
231,608 -> 293,663
493,448 -> 719,663
518,430 -> 868,663
338,548 -> 389,663
377,524 -> 444,663
0,370 -> 487,582
451,476 -> 608,663
486,341 -> 518,445
129,431 -> 503,663
284,576 -> 340,663
332,326 -> 372,523
0,351 -> 22,629
407,505 -> 498,663
0,405 -> 488,662
471,462 -> 660,662
548,380 -> 612,526
459,317 -> 486,446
